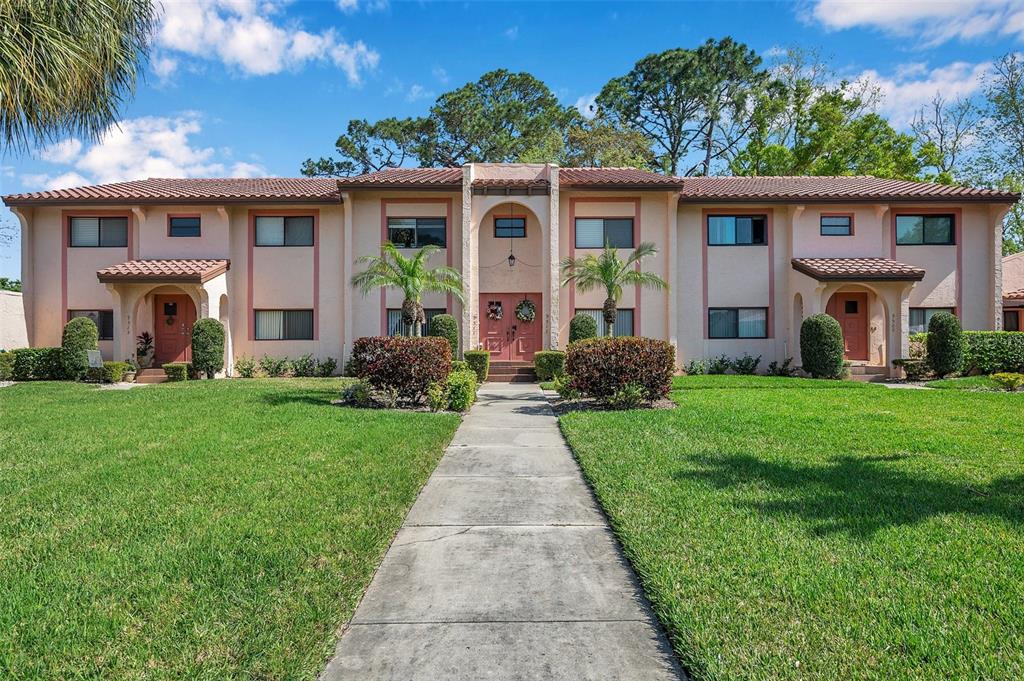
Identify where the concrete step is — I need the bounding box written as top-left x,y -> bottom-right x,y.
487,372 -> 537,383
137,368 -> 167,384
850,373 -> 889,383
848,364 -> 888,376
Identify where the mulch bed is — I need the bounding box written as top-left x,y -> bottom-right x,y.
541,390 -> 676,416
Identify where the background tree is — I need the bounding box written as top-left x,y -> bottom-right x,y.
301,117 -> 429,177
976,53 -> 1024,253
0,277 -> 20,292
562,118 -> 654,168
351,243 -> 464,335
0,0 -> 155,152
912,95 -> 981,184
560,242 -> 667,335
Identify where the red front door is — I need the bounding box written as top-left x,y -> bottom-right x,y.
826,292 -> 869,361
479,293 -> 542,361
154,294 -> 196,365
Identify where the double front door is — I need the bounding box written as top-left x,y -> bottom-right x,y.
480,293 -> 542,361
154,294 -> 196,365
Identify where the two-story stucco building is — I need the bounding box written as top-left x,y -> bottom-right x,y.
3,164 -> 1017,377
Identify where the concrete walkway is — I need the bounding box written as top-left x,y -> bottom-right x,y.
321,383 -> 682,680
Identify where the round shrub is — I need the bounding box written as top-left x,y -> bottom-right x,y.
445,369 -> 478,411
927,311 -> 963,377
463,350 -> 490,383
428,313 -> 459,356
565,336 -> 675,400
61,316 -> 99,380
351,336 -> 452,403
569,313 -> 598,344
533,350 -> 565,381
191,318 -> 225,379
162,362 -> 189,382
800,314 -> 844,379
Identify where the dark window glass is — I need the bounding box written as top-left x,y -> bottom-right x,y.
707,215 -> 767,245
387,308 -> 446,336
896,215 -> 954,245
495,217 -> 526,238
255,216 -> 314,246
909,307 -> 955,334
254,310 -> 314,340
168,216 -> 201,237
574,218 -> 634,248
708,308 -> 768,338
387,217 -> 446,248
69,310 -> 114,340
70,216 -> 127,247
573,309 -> 635,337
844,300 -> 859,314
821,215 -> 852,236
1004,310 -> 1020,332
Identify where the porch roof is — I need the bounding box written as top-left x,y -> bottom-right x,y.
97,259 -> 230,284
791,257 -> 925,282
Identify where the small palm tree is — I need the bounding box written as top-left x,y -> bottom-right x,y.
560,241 -> 668,335
352,243 -> 465,336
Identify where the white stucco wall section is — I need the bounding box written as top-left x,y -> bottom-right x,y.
0,291 -> 28,350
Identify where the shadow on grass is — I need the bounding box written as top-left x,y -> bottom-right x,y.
260,389 -> 340,408
675,453 -> 1024,537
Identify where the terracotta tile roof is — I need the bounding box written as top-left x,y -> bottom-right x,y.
559,167 -> 685,189
3,178 -> 341,205
335,167 -> 463,189
1004,289 -> 1024,301
682,176 -> 1019,202
792,257 -> 925,282
97,259 -> 230,284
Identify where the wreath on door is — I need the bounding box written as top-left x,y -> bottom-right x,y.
487,301 -> 503,320
515,299 -> 536,322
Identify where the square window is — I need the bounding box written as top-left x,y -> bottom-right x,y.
70,216 -> 127,247
844,300 -> 859,314
168,216 -> 201,237
255,215 -> 314,246
821,215 -> 852,236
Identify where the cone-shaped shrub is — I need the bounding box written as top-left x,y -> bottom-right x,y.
61,316 -> 99,380
191,318 -> 226,378
569,313 -> 598,343
800,314 -> 844,379
428,313 -> 459,356
927,311 -> 963,377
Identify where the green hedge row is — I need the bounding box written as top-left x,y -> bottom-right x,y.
909,330 -> 1024,374
11,347 -> 65,380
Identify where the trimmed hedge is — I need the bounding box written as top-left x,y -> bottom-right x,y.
463,350 -> 490,383
445,369 -> 478,411
569,313 -> 598,344
0,351 -> 13,380
61,316 -> 99,380
927,311 -> 963,377
351,336 -> 451,403
963,331 -> 1024,374
800,314 -> 844,379
428,314 -> 459,356
566,336 -> 675,400
11,347 -> 63,380
88,360 -> 132,383
534,350 -> 565,381
163,362 -> 189,382
191,318 -> 225,378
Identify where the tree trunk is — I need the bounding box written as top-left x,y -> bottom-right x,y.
602,297 -> 617,336
401,298 -> 424,336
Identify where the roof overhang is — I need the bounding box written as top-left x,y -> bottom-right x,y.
791,257 -> 925,282
3,197 -> 341,207
97,259 -> 230,285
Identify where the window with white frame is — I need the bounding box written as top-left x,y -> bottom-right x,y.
69,217 -> 128,247
254,309 -> 314,340
708,307 -> 767,338
69,310 -> 114,340
909,307 -> 955,334
574,308 -> 635,337
386,308 -> 446,337
254,216 -> 314,246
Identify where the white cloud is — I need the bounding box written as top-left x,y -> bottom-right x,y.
808,0 -> 1024,45
39,139 -> 83,164
336,0 -> 389,12
21,114 -> 267,191
152,54 -> 178,81
856,60 -> 992,127
433,66 -> 449,84
156,0 -> 379,81
406,84 -> 433,102
504,25 -> 519,40
575,93 -> 598,119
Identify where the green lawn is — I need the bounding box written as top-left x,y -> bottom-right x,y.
560,375 -> 1024,681
926,375 -> 1002,390
0,379 -> 459,679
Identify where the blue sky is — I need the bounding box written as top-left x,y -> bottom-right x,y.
2,0 -> 1022,278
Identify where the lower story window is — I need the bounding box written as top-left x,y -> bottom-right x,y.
69,310 -> 113,340
387,308 -> 446,337
909,307 -> 954,335
1004,309 -> 1021,332
708,307 -> 767,339
574,308 -> 634,337
254,309 -> 313,340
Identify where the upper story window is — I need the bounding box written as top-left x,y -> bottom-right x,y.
495,217 -> 526,238
69,310 -> 113,340
575,218 -> 634,249
168,215 -> 201,237
820,214 -> 852,236
708,215 -> 767,246
69,216 -> 127,247
896,214 -> 954,245
388,217 -> 446,249
708,307 -> 768,338
255,216 -> 314,246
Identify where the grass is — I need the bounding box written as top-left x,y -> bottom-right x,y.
0,379 -> 459,679
926,375 -> 1001,390
559,375 -> 1024,681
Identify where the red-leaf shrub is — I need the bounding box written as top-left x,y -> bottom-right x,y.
566,336 -> 675,400
351,336 -> 452,403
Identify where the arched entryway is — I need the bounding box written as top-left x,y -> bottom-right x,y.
824,285 -> 888,365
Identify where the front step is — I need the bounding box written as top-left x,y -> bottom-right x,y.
848,364 -> 887,376
136,368 -> 167,384
487,361 -> 537,383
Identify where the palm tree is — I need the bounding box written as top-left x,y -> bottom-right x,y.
352,243 -> 465,336
1,0 -> 156,151
560,241 -> 668,336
